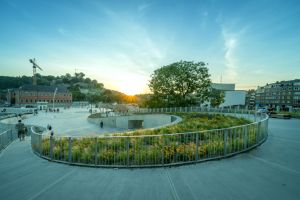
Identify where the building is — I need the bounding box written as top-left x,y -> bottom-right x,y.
212,83 -> 246,108
245,90 -> 256,110
255,79 -> 300,111
201,83 -> 246,108
211,83 -> 235,91
7,85 -> 72,107
219,90 -> 246,108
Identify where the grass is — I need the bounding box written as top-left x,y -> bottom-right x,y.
32,113 -> 263,166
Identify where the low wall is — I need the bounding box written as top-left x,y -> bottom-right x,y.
88,114 -> 181,130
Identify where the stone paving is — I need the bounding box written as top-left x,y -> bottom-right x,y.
0,113 -> 300,200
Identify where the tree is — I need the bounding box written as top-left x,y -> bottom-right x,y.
209,89 -> 225,107
148,61 -> 211,107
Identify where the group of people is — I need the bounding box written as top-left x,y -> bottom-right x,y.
46,108 -> 60,113
16,120 -> 27,141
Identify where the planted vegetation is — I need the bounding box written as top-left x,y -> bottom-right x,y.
32,113 -> 265,167
116,113 -> 252,136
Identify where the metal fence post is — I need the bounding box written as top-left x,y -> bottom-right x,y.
0,135 -> 2,150
224,129 -> 228,156
10,129 -> 13,142
243,126 -> 247,149
256,122 -> 261,143
68,137 -> 72,163
161,135 -> 164,166
50,136 -> 54,160
195,133 -> 199,161
39,134 -> 42,156
126,137 -> 130,167
95,137 -> 98,165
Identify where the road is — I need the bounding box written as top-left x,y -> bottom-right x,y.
0,116 -> 300,200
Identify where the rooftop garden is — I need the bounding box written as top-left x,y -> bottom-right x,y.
115,113 -> 252,136
32,112 -> 262,167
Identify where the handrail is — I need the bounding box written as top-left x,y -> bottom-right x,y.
31,107 -> 269,168
0,128 -> 15,153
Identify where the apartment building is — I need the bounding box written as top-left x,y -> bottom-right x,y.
255,79 -> 300,110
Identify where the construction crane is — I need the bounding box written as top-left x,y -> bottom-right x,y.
29,58 -> 43,85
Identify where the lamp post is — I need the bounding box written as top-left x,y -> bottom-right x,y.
52,88 -> 57,110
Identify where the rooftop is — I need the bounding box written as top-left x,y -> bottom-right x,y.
18,85 -> 69,93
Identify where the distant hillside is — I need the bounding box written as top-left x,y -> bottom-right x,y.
0,73 -> 136,103
0,76 -> 32,90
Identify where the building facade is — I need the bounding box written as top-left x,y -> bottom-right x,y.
7,85 -> 72,107
245,90 -> 256,110
204,83 -> 246,108
255,79 -> 300,110
211,83 -> 235,91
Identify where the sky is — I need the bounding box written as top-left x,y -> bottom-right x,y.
0,0 -> 300,95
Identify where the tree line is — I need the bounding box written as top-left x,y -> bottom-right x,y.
1,60 -> 224,107
0,72 -> 136,104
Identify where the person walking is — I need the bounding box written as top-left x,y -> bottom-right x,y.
16,120 -> 25,141
47,124 -> 52,131
100,120 -> 104,129
21,126 -> 27,141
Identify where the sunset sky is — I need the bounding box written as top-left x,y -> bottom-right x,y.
1,0 -> 300,95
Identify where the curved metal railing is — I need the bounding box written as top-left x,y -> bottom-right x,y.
0,118 -> 17,153
31,107 -> 268,168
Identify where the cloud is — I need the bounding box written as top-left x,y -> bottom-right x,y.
58,27 -> 67,36
138,3 -> 151,13
252,69 -> 264,75
222,28 -> 238,82
200,11 -> 209,29
221,26 -> 248,83
99,8 -> 171,73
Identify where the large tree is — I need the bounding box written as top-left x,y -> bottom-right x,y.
148,61 -> 211,107
209,89 -> 225,107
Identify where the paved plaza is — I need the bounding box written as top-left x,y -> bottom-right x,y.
22,108 -> 125,136
0,112 -> 300,200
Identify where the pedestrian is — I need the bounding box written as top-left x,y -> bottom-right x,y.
47,124 -> 52,131
22,126 -> 27,141
100,120 -> 104,129
16,120 -> 25,141
18,113 -> 22,120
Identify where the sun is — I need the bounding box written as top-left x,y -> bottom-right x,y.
119,85 -> 140,95
116,76 -> 148,95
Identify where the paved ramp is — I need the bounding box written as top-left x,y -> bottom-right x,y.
1,119 -> 300,200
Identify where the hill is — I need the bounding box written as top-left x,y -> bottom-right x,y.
0,73 -> 136,104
